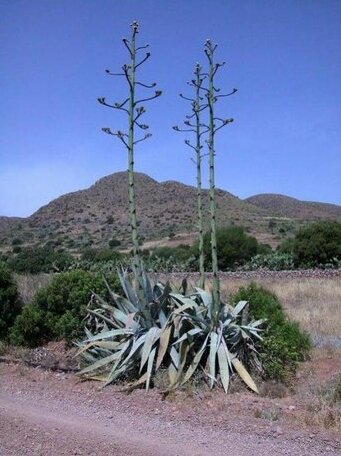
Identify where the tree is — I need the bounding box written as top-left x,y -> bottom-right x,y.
0,261 -> 21,339
203,226 -> 259,270
292,221 -> 341,267
98,21 -> 161,287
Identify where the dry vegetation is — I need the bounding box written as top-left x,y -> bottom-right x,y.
14,272 -> 53,304
219,277 -> 341,338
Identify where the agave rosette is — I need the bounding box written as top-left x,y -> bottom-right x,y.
76,272 -> 264,393
166,287 -> 264,393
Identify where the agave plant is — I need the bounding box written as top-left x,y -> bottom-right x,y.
77,270 -> 176,390
77,271 -> 264,393
165,287 -> 264,393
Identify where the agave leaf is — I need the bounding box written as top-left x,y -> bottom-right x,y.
87,308 -> 123,330
231,358 -> 259,394
217,340 -> 230,393
168,362 -> 178,385
140,327 -> 161,373
105,287 -> 126,313
247,329 -> 264,341
155,325 -> 172,371
80,351 -> 98,363
76,340 -> 120,356
125,312 -> 137,329
177,342 -> 190,379
158,309 -> 167,326
120,372 -> 148,392
112,291 -> 137,313
104,340 -> 131,385
249,319 -> 266,328
172,301 -> 198,315
78,352 -> 120,375
221,337 -> 234,370
104,361 -> 132,387
181,335 -> 209,385
84,327 -> 93,339
118,270 -> 139,308
193,287 -> 212,307
84,328 -> 133,342
122,333 -> 146,365
170,293 -> 197,308
172,327 -> 202,345
142,272 -> 153,303
85,374 -> 108,382
169,346 -> 180,369
233,300 -> 248,316
145,347 -> 156,391
208,331 -> 218,388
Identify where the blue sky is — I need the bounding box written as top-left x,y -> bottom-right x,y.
1,0 -> 340,217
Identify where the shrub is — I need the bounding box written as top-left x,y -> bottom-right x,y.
80,248 -> 122,263
11,238 -> 22,246
277,237 -> 295,254
291,221 -> 341,268
232,283 -> 310,383
202,226 -> 260,270
108,238 -> 121,248
0,261 -> 22,339
10,270 -> 121,347
245,252 -> 294,270
8,246 -> 73,274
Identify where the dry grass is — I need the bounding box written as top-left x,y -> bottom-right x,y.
297,367 -> 341,431
14,273 -> 53,304
219,277 -> 341,337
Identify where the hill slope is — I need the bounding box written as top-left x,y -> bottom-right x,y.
246,194 -> 341,220
0,173 -> 340,252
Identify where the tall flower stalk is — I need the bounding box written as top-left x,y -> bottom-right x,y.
173,64 -> 208,288
203,40 -> 237,317
98,21 -> 161,286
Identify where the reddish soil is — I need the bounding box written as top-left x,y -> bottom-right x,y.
1,348 -> 341,456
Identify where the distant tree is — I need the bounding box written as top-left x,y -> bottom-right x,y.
0,261 -> 21,339
8,246 -> 73,274
202,226 -> 259,270
292,221 -> 341,267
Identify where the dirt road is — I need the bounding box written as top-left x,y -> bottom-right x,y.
0,363 -> 340,456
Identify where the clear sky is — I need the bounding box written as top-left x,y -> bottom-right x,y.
1,0 -> 340,217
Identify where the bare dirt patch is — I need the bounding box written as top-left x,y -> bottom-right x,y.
1,350 -> 340,456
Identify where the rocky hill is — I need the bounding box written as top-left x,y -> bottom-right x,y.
0,172 -> 340,253
246,194 -> 341,220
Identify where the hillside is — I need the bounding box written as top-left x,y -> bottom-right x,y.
0,172 -> 340,253
246,194 -> 341,220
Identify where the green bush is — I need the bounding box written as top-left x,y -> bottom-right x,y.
10,270 -> 121,347
8,246 -> 73,274
202,226 -> 261,270
232,283 -> 310,382
245,252 -> 294,270
145,245 -> 197,272
292,221 -> 341,268
0,261 -> 22,339
80,248 -> 122,263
